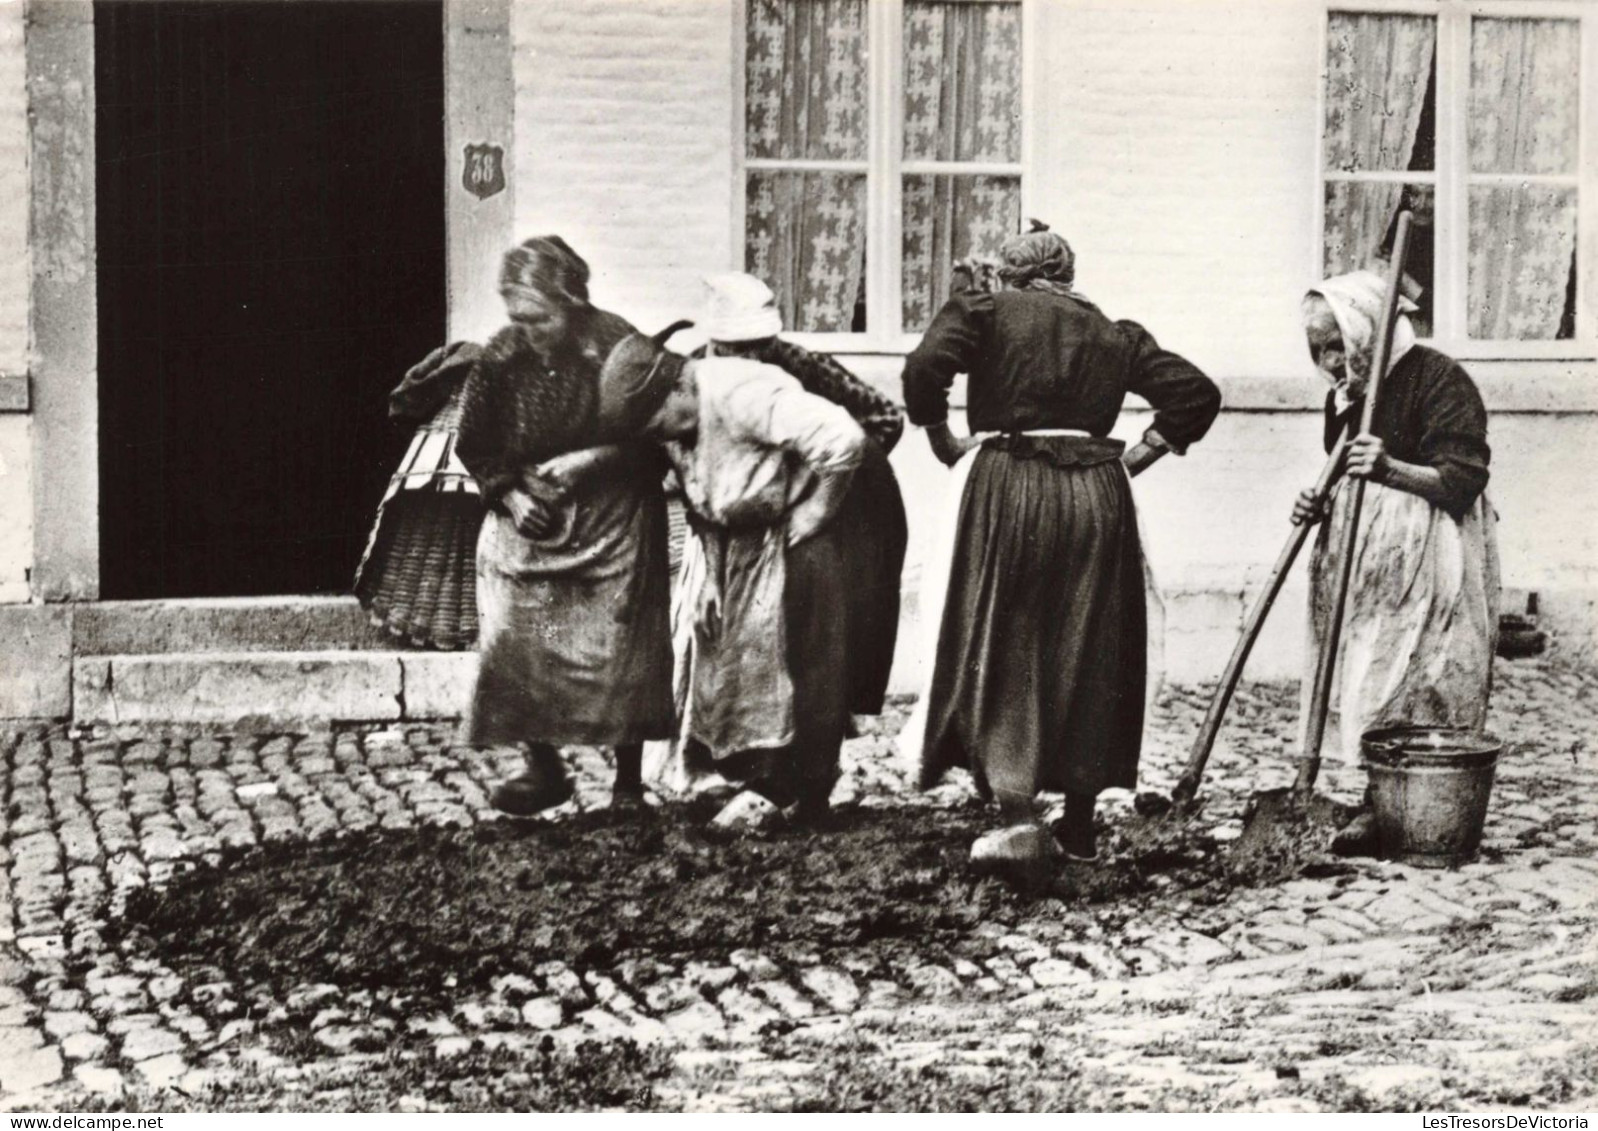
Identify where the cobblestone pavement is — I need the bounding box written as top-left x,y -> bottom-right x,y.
1,656 -> 1595,1111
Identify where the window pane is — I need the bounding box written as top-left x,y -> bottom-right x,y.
902,174 -> 1020,332
746,170 -> 867,333
1323,13 -> 1436,173
1470,18 -> 1580,176
903,0 -> 1022,163
1468,185 -> 1578,340
1324,181 -> 1435,338
745,0 -> 867,161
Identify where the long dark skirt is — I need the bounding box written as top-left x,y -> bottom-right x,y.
920,448 -> 1145,800
693,444 -> 907,804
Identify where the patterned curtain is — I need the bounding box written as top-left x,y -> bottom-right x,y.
744,0 -> 868,331
901,0 -> 1022,331
1321,14 -> 1435,286
746,171 -> 868,334
1466,18 -> 1580,340
903,0 -> 1021,163
902,175 -> 1019,330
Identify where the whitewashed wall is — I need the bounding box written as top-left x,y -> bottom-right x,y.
0,0 -> 31,605
510,0 -> 736,328
507,0 -> 1598,678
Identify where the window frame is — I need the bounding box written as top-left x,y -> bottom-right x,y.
733,0 -> 1035,354
1317,0 -> 1598,360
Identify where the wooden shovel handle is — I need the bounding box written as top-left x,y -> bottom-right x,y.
1171,434 -> 1349,805
1294,212 -> 1414,794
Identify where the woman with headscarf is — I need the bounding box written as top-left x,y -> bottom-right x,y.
900,224 -> 1222,870
586,326 -> 883,825
1292,270 -> 1498,851
655,273 -> 908,800
454,236 -> 674,815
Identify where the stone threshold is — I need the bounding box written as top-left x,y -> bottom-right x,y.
2,590 -> 1592,722
0,596 -> 482,722
72,650 -> 476,727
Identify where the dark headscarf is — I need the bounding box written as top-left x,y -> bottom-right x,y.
997,220 -> 1076,296
500,235 -> 591,307
595,321 -> 695,442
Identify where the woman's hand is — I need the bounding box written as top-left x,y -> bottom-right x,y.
785,503 -> 830,549
786,467 -> 856,548
926,422 -> 978,468
1122,428 -> 1171,478
1344,433 -> 1390,483
503,487 -> 556,538
533,446 -> 629,497
699,572 -> 723,640
1290,487 -> 1327,526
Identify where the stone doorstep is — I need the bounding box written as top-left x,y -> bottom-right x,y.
69,651 -> 479,727
72,597 -> 394,656
3,588 -> 1594,721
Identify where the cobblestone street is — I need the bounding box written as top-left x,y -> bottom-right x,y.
1,656 -> 1595,1111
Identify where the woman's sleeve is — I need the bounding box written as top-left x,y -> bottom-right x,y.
1416,358 -> 1490,520
768,339 -> 906,454
729,373 -> 867,475
454,364 -> 520,506
1120,320 -> 1223,454
900,293 -> 991,427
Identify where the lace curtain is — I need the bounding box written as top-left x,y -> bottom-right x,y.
746,170 -> 868,334
1321,13 -> 1434,282
901,0 -> 1022,330
744,0 -> 1022,334
744,0 -> 868,332
1466,18 -> 1580,340
902,176 -> 1019,330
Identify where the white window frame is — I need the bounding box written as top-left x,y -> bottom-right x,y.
1317,0 -> 1598,360
733,0 -> 1036,354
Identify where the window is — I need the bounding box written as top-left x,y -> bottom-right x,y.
1320,2 -> 1594,357
740,0 -> 1026,347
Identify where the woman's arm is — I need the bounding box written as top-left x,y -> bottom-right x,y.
901,293 -> 989,431
1121,429 -> 1171,478
731,375 -> 867,546
765,339 -> 907,454
926,421 -> 980,467
1121,320 -> 1222,460
532,444 -> 655,497
1345,433 -> 1453,506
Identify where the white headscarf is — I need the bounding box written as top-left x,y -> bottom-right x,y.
1303,270 -> 1419,408
702,272 -> 783,343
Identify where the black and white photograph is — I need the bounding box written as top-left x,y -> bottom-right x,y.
0,0 -> 1594,1114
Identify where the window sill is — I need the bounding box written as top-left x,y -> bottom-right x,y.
819,357 -> 1598,415
1171,366 -> 1598,414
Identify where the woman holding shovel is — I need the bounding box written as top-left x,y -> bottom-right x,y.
1292,270 -> 1499,851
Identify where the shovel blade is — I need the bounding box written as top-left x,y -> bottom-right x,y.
1232,787 -> 1357,883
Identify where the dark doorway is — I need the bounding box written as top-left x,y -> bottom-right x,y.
96,1 -> 446,599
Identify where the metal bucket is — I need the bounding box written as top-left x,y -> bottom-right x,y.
1361,725 -> 1502,868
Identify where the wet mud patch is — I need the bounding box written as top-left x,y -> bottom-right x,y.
104,800 -> 1349,1015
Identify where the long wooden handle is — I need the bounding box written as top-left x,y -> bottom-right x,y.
1294,213 -> 1413,794
1171,434 -> 1349,804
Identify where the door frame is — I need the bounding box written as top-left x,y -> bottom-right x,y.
27,0 -> 514,602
